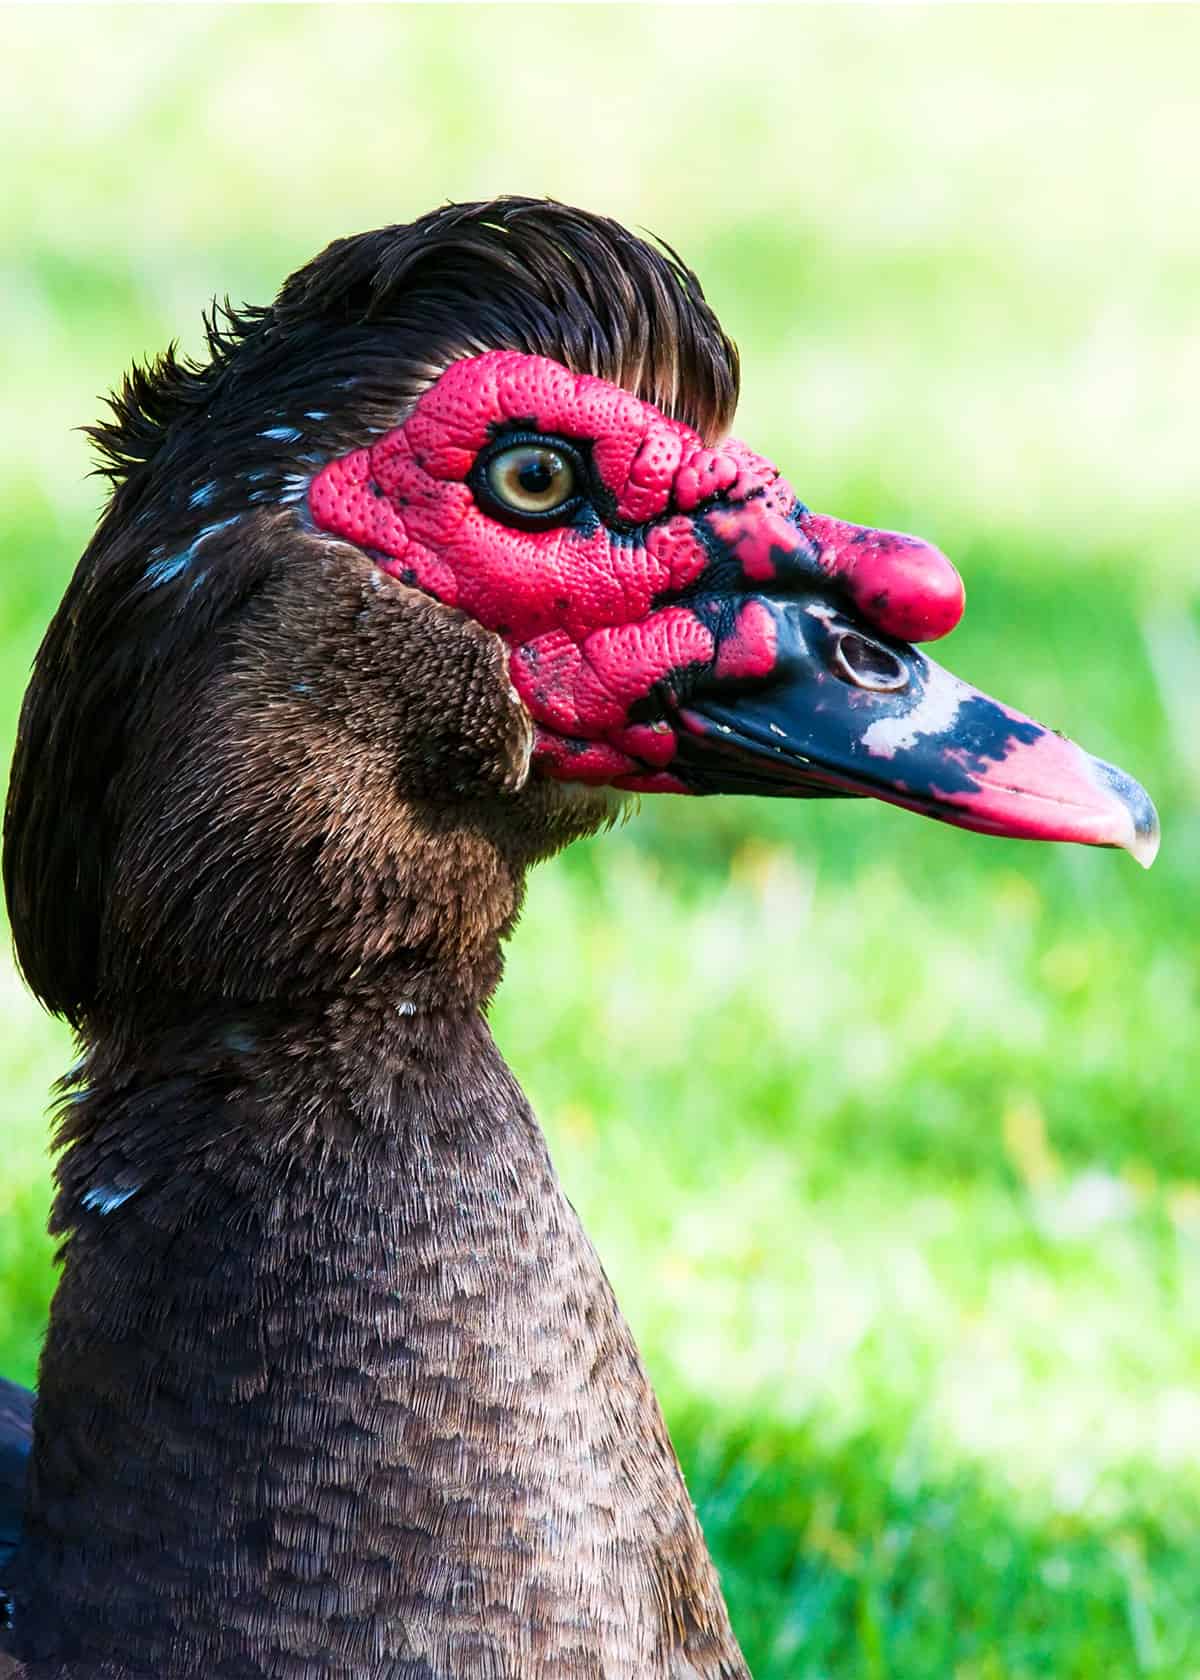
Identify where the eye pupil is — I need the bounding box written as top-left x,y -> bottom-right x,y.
517,458 -> 554,494
484,443 -> 578,519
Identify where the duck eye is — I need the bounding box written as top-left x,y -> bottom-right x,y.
485,444 -> 577,517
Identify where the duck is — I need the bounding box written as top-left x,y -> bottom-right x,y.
0,197 -> 1157,1680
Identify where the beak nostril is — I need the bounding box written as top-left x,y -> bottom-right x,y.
832,631 -> 910,693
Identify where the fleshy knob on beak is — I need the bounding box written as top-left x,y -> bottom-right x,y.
798,512 -> 966,643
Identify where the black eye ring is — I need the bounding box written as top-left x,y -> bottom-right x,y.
468,432 -> 590,531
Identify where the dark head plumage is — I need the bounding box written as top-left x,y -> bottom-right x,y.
3,199 -> 740,1029
85,196 -> 740,490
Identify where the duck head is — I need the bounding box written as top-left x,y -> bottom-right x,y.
3,199 -> 1157,1026
308,347 -> 1157,858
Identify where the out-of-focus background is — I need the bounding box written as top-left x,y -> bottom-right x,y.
2,8 -> 1198,1674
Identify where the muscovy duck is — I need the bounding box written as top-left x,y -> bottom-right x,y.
0,198 -> 1156,1680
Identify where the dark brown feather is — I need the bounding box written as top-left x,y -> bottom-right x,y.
5,1006 -> 745,1678
1,199 -> 750,1678
0,1379 -> 33,1576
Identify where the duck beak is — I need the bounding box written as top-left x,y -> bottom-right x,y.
670,590 -> 1160,867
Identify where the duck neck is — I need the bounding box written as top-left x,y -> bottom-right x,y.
10,996 -> 743,1680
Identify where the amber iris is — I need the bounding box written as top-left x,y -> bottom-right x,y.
486,444 -> 576,515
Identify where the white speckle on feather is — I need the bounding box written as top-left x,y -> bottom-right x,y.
144,548 -> 196,588
396,1001 -> 417,1017
82,1184 -> 139,1216
259,425 -> 302,443
144,516 -> 240,589
188,481 -> 219,509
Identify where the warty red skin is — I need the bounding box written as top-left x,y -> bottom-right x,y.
310,350 -> 966,793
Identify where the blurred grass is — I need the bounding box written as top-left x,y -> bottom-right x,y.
2,8 -> 1199,1675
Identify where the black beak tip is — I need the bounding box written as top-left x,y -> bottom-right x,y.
1093,757 -> 1161,868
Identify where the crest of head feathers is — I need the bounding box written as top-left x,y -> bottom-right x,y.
87,197 -> 740,488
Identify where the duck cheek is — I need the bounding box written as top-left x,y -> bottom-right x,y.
297,570 -> 538,801
509,611 -> 715,738
502,604 -> 720,793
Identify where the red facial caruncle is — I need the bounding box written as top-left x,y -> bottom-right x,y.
310,351 -> 964,792
308,349 -> 1157,863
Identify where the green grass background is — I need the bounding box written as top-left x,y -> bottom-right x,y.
2,7 -> 1199,1675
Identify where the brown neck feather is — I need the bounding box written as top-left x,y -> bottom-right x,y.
3,427 -> 746,1679
7,1000 -> 746,1680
